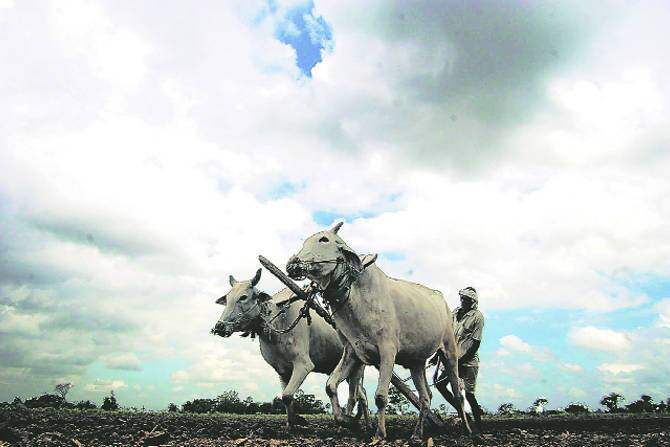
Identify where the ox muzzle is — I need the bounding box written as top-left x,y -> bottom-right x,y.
286,255 -> 309,280
211,321 -> 234,338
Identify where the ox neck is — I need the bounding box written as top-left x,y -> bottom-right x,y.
254,301 -> 287,345
238,301 -> 276,344
320,260 -> 361,309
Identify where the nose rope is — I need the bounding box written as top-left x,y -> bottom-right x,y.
210,301 -> 261,335
286,258 -> 343,281
287,255 -> 360,315
213,289 -> 324,339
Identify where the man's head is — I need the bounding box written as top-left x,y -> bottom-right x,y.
459,286 -> 478,310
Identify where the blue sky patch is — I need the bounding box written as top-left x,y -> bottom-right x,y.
312,209 -> 382,226
266,180 -> 305,200
619,272 -> 670,300
380,251 -> 406,262
273,0 -> 333,77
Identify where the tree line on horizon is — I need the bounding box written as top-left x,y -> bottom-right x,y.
1,383 -> 328,415
494,392 -> 670,416
3,384 -> 669,417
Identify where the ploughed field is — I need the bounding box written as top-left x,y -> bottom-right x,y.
1,408 -> 669,447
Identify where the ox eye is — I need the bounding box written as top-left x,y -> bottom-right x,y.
319,236 -> 329,243
239,294 -> 248,301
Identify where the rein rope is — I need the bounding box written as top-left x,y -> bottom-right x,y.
244,255 -> 363,340
315,257 -> 361,314
244,287 -> 324,339
258,296 -> 315,335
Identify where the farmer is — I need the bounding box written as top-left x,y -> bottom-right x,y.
433,286 -> 485,432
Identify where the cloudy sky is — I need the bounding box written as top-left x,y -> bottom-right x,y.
1,0 -> 669,413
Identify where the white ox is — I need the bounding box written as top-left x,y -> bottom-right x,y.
212,269 -> 368,426
286,223 -> 470,440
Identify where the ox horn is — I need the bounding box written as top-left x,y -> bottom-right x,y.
251,268 -> 262,286
331,221 -> 344,234
229,275 -> 237,286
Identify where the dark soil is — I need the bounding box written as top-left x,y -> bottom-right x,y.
1,407 -> 669,446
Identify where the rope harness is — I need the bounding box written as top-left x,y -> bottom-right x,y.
285,255 -> 361,317
234,284 -> 329,340
216,256 -> 449,390
258,294 -> 315,335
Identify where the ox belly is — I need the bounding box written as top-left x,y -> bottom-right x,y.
308,315 -> 344,374
349,336 -> 382,366
259,339 -> 294,378
389,281 -> 450,365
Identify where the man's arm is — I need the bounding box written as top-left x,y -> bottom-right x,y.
459,339 -> 480,363
459,312 -> 484,362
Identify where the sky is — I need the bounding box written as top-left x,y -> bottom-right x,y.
1,0 -> 669,413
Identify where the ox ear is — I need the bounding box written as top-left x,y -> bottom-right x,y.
229,275 -> 236,286
251,268 -> 262,287
216,295 -> 227,305
257,291 -> 272,303
337,241 -> 362,273
331,221 -> 343,234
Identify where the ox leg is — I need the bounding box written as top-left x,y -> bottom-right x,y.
346,364 -> 369,428
409,364 -> 431,441
373,346 -> 396,440
438,348 -> 472,435
345,377 -> 356,416
326,344 -> 362,427
344,363 -> 363,414
357,382 -> 371,428
282,361 -> 314,427
466,391 -> 483,432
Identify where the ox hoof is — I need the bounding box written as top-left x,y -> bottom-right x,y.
335,413 -> 357,428
370,436 -> 386,445
471,433 -> 485,445
409,433 -> 423,444
288,415 -> 308,427
373,429 -> 386,442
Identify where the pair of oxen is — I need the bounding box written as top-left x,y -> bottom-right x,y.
212,223 -> 471,441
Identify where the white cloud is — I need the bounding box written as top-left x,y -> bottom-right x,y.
0,305 -> 43,335
479,383 -> 520,399
568,326 -> 632,352
168,339 -> 283,401
567,387 -> 587,399
498,335 -> 533,355
104,353 -> 142,371
598,363 -> 644,374
84,379 -> 128,393
51,0 -> 151,90
560,363 -> 583,373
656,299 -> 670,328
